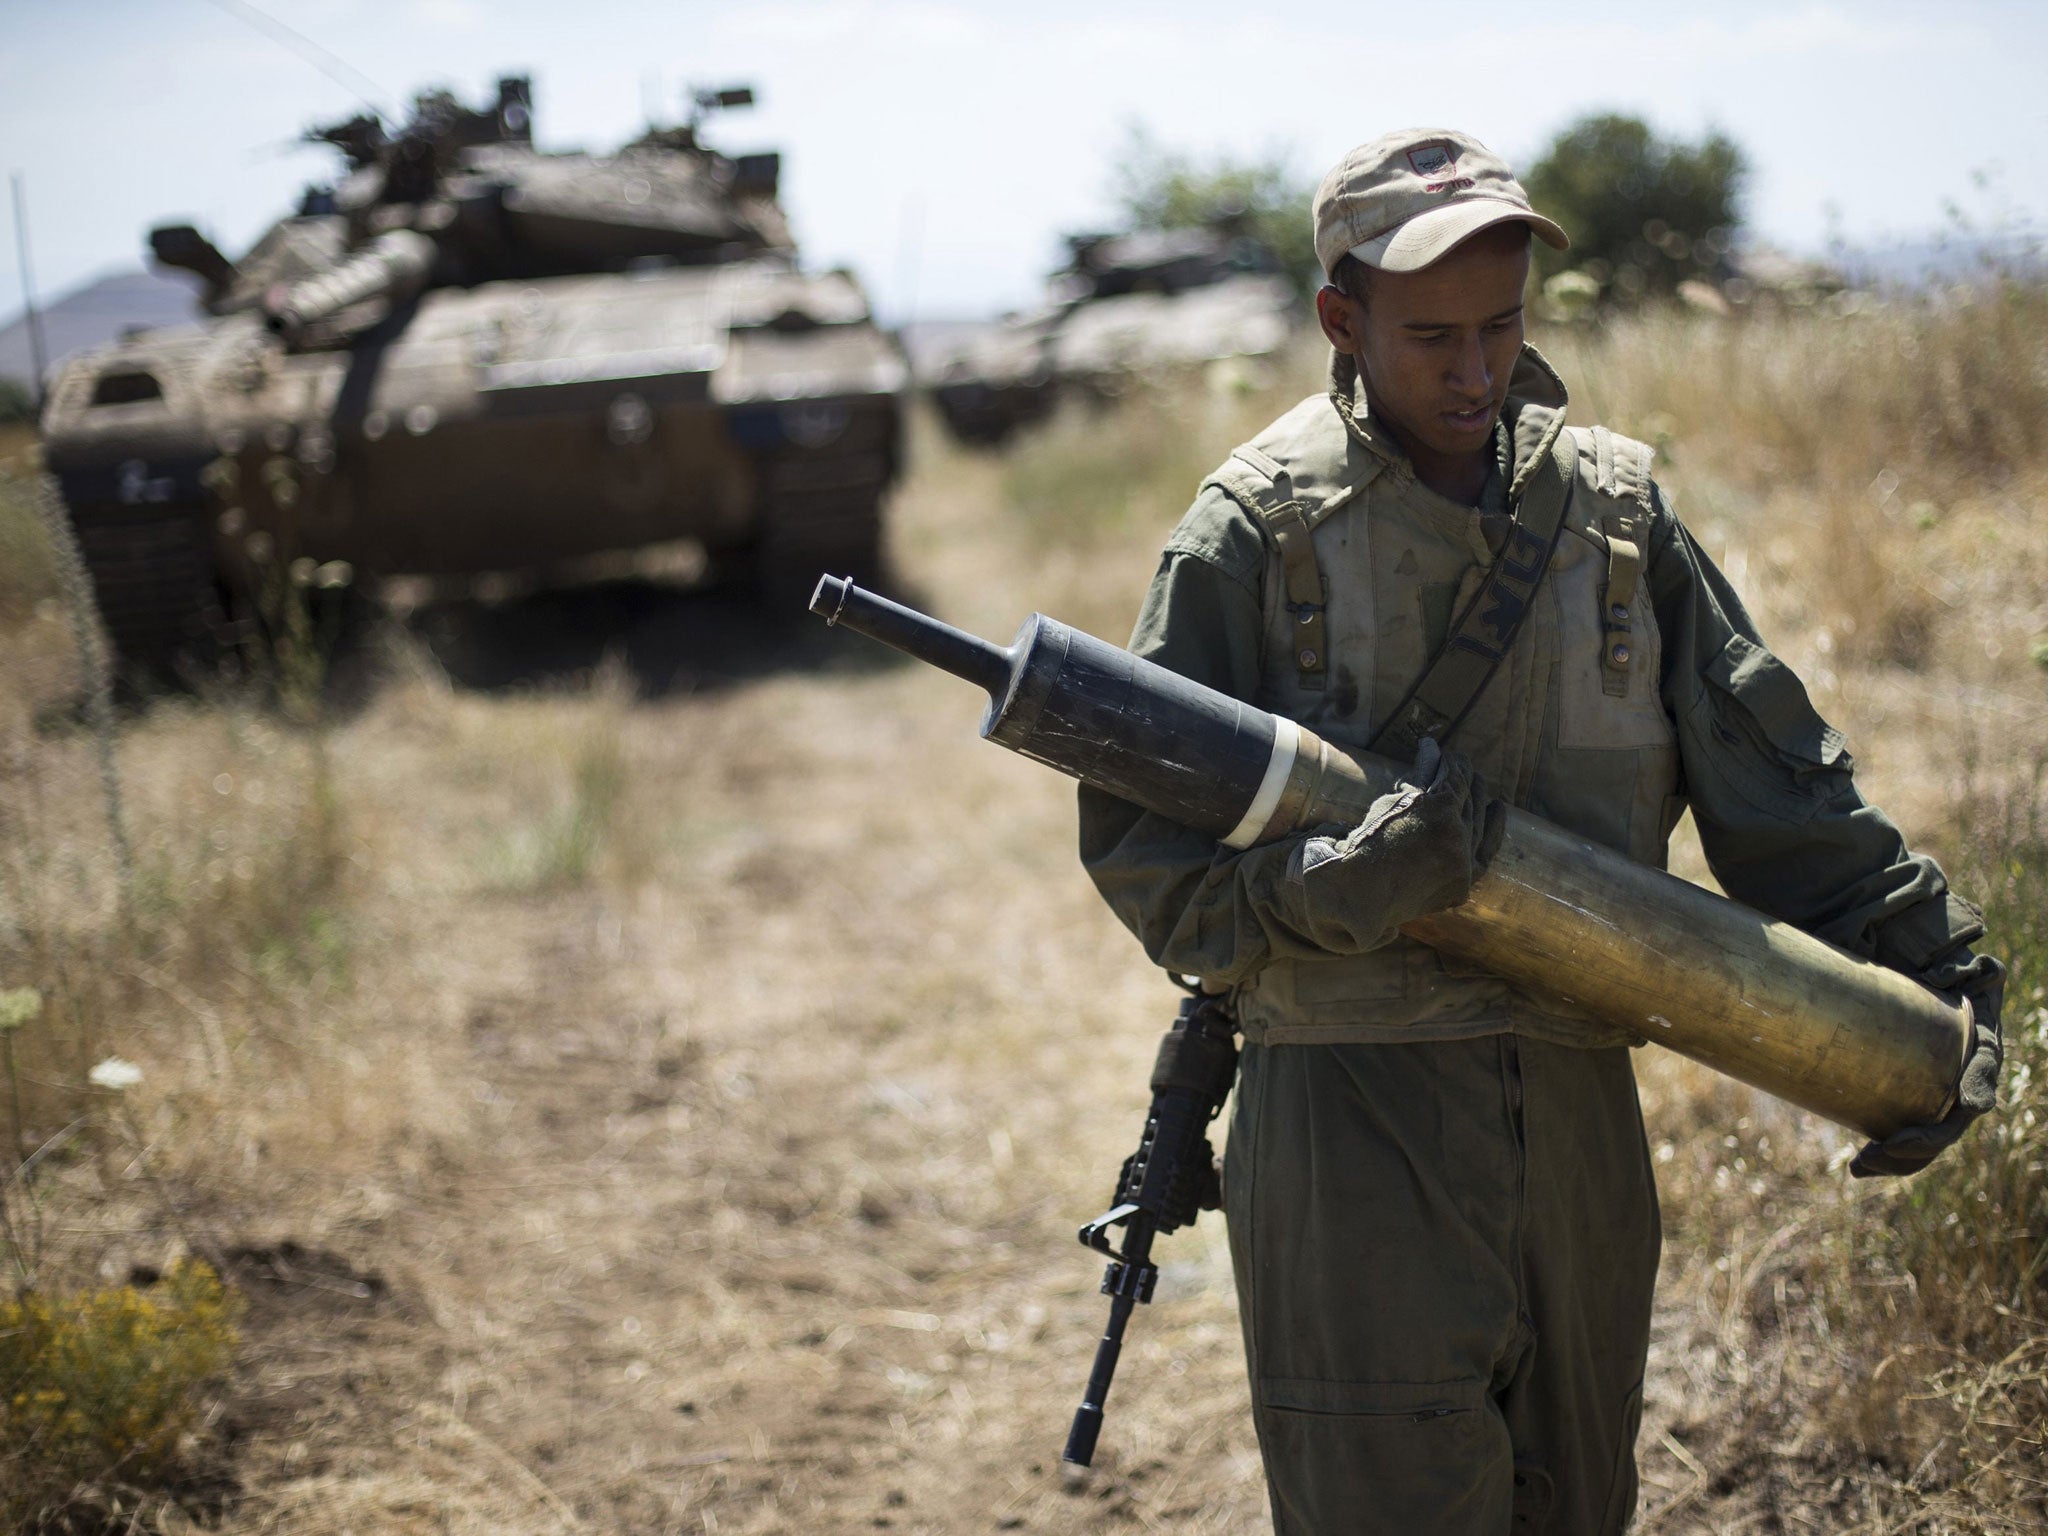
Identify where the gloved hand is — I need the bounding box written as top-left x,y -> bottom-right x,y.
1849,947 -> 2004,1179
1278,736 -> 1505,955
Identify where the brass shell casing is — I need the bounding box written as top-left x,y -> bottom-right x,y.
808,580 -> 1969,1146
1253,725 -> 1967,1140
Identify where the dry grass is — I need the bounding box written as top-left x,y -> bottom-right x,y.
0,287 -> 2042,1532
1543,290 -> 2048,684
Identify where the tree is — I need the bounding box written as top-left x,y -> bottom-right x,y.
1108,126 -> 1319,298
1523,114 -> 1746,303
0,378 -> 35,426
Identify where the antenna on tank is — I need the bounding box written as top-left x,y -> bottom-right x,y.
10,173 -> 49,413
195,0 -> 396,125
893,191 -> 925,332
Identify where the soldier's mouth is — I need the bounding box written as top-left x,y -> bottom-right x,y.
1443,400 -> 1497,432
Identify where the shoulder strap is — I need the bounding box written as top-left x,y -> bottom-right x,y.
1588,426 -> 1654,699
1211,445 -> 1330,691
1369,430 -> 1578,760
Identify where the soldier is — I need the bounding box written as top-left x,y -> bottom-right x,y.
1077,129 -> 2003,1534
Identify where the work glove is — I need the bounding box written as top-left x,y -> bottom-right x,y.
1849,946 -> 2004,1179
1279,737 -> 1505,955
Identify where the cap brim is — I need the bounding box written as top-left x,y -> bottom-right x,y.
1349,198 -> 1569,274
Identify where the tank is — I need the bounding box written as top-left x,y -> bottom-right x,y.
38,77 -> 907,674
920,222 -> 1296,446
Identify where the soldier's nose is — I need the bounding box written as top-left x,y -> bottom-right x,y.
1446,337 -> 1492,396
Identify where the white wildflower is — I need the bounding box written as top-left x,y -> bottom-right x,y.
88,1057 -> 144,1092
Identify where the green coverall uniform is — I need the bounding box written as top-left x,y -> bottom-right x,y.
1078,348 -> 1989,1534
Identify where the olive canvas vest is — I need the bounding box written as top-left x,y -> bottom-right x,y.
1211,348 -> 1682,1048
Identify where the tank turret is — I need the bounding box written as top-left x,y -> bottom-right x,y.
263,228 -> 436,349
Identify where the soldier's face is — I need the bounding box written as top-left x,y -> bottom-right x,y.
1317,227 -> 1531,471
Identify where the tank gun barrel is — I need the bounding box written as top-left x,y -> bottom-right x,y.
149,224 -> 238,308
265,228 -> 435,349
810,577 -> 1971,1144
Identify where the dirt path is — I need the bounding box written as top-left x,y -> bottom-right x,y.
199,595 -> 1270,1534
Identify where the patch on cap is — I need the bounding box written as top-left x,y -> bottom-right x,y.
1406,143 -> 1456,178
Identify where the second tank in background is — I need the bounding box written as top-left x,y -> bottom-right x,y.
916,220 -> 1298,448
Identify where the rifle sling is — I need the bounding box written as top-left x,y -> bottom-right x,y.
1369,431 -> 1577,760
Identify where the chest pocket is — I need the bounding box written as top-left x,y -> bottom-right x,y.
1555,429 -> 1674,752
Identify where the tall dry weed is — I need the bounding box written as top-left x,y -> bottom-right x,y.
984,354 -> 1320,636
1898,765 -> 2048,1336
1540,284 -> 2048,486
473,658 -> 639,893
1548,289 -> 2048,1523
1798,764 -> 2048,1515
1541,286 -> 2048,676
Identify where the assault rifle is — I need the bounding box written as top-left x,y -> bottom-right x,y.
1063,985 -> 1239,1467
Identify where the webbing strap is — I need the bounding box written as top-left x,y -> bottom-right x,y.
1220,444 -> 1330,690
1591,426 -> 1653,698
1599,523 -> 1641,697
1369,431 -> 1578,760
1266,502 -> 1328,689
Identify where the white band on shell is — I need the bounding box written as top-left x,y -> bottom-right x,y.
1222,716 -> 1299,850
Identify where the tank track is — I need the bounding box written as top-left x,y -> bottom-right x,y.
931,379 -> 1054,448
751,426 -> 897,596
62,501 -> 238,680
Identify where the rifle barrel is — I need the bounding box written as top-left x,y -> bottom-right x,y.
1063,1219 -> 1157,1468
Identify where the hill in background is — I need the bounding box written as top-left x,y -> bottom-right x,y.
0,266 -> 200,389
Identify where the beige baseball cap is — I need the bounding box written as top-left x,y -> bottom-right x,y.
1313,128 -> 1568,277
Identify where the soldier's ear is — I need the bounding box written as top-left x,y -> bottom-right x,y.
1316,283 -> 1363,355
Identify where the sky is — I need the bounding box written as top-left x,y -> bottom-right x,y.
2,0 -> 2045,323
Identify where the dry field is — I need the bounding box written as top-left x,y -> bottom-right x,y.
1,287 -> 2045,1534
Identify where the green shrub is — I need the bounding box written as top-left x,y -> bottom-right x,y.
1524,113 -> 1746,304
0,1259 -> 241,1523
479,679 -> 632,892
0,473 -> 58,622
0,380 -> 35,427
1109,126 -> 1318,297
